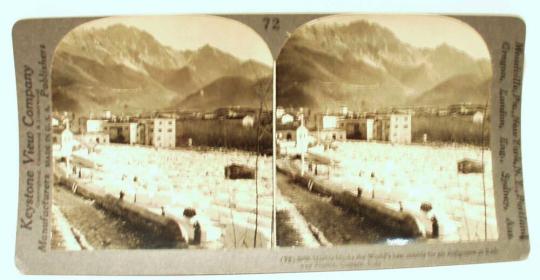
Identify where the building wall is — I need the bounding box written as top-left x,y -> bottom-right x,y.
77,117 -> 88,134
341,118 -> 375,141
276,129 -> 296,141
315,129 -> 346,142
76,133 -> 110,145
374,118 -> 390,142
86,119 -> 105,133
366,119 -> 374,141
104,122 -> 138,144
344,122 -> 361,139
129,123 -> 138,144
281,114 -> 294,124
321,115 -> 338,130
276,107 -> 285,119
242,115 -> 255,127
310,113 -> 412,144
137,119 -> 155,146
152,118 -> 176,148
388,114 -> 412,144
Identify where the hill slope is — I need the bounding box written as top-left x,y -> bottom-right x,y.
276,20 -> 492,111
175,76 -> 273,111
51,24 -> 272,115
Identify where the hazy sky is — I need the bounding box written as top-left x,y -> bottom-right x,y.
78,15 -> 273,66
306,14 -> 490,60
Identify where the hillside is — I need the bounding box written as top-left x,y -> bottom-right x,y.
414,74 -> 491,106
276,20 -> 492,111
51,24 -> 272,115
175,76 -> 272,111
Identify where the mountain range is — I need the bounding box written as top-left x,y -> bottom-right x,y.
276,20 -> 493,111
51,24 -> 272,115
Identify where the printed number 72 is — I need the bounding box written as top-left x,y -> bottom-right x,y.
263,17 -> 280,31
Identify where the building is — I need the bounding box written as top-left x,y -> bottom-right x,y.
373,113 -> 411,144
104,122 -> 138,144
276,106 -> 285,119
323,115 -> 338,129
102,110 -> 112,120
86,119 -> 106,133
281,113 -> 294,125
388,114 -> 411,144
51,117 -> 60,127
449,103 -> 471,115
341,118 -> 375,140
313,129 -> 346,142
472,111 -> 485,124
437,109 -> 450,116
318,115 -> 339,130
138,118 -> 176,148
76,133 -> 110,146
242,115 -> 255,127
214,108 -> 236,119
340,106 -> 349,116
276,129 -> 296,142
203,113 -> 217,120
309,113 -> 346,142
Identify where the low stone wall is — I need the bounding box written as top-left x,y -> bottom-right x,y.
277,162 -> 422,238
55,174 -> 185,243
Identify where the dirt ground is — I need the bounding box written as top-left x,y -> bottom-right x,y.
276,173 -> 404,246
52,185 -> 185,250
276,210 -> 303,247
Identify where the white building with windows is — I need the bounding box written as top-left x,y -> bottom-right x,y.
322,115 -> 338,129
388,114 -> 412,144
86,119 -> 105,133
143,118 -> 176,148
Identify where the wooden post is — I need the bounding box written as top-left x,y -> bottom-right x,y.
301,152 -> 305,176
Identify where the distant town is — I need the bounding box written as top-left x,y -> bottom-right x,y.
276,103 -> 487,154
52,106 -> 272,151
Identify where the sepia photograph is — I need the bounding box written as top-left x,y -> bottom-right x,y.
8,9 -> 532,275
275,15 -> 497,247
50,15 -> 274,250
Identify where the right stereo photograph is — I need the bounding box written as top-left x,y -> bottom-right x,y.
275,14 -> 497,247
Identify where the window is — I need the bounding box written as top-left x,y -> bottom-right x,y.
158,129 -> 162,132
167,129 -> 172,133
404,125 -> 408,128
168,121 -> 172,125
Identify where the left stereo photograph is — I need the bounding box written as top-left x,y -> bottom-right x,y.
50,15 -> 275,250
